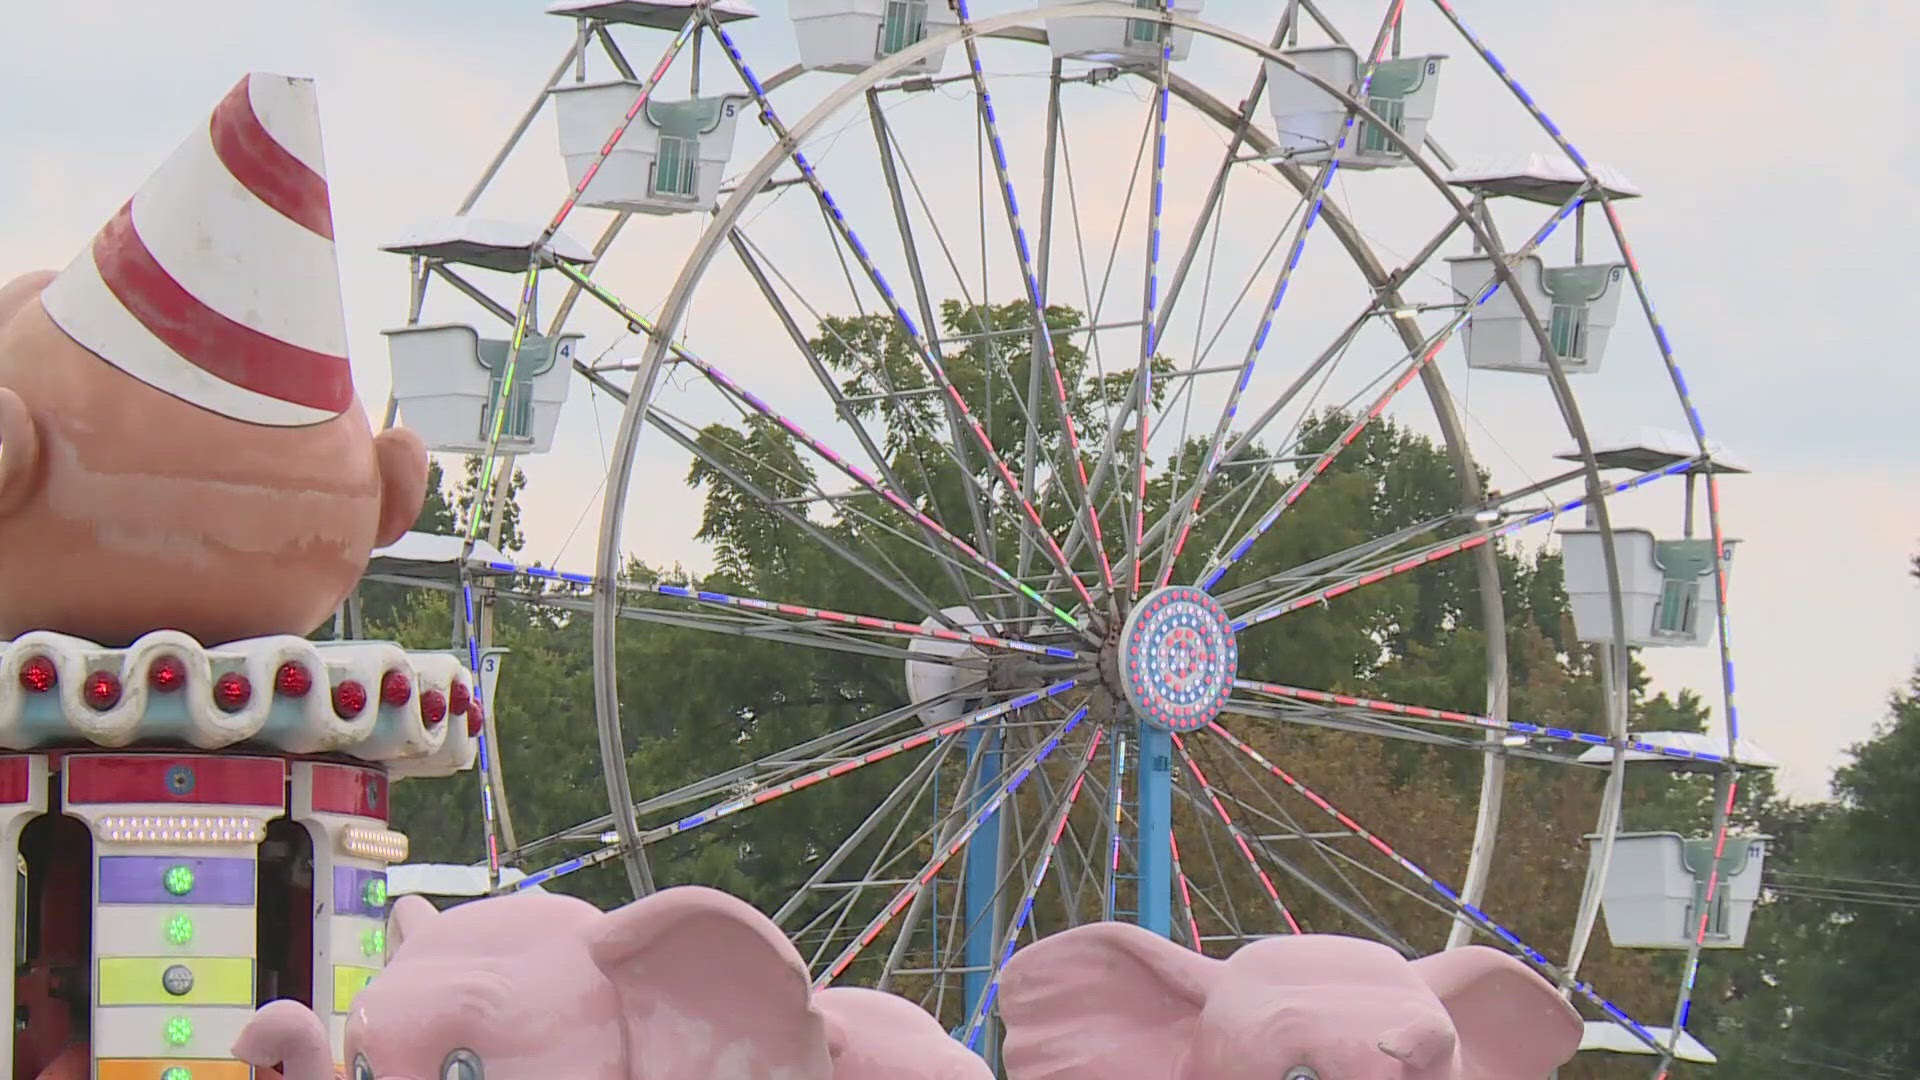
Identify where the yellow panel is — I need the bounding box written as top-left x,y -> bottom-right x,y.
97,1061 -> 253,1080
334,964 -> 380,1013
97,957 -> 254,1007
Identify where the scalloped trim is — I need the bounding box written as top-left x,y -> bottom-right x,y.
0,632 -> 478,776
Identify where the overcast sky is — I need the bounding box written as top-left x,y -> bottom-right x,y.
1,0 -> 1913,802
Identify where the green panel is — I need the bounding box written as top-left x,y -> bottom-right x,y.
475,334 -> 561,378
1652,539 -> 1718,580
1541,264 -> 1617,304
97,957 -> 253,1007
880,0 -> 927,55
645,97 -> 733,139
1367,56 -> 1433,101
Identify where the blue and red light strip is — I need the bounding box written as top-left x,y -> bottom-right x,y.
1232,678 -> 1736,767
1135,9 -> 1175,597
501,680 -> 1082,895
1423,5 -> 1743,1064
960,727 -> 1103,1047
1206,719 -> 1665,1053
1171,732 -> 1302,933
703,18 -> 1099,617
950,0 -> 1116,597
551,262 -> 1086,634
1162,2 -> 1406,590
481,557 -> 1083,661
814,706 -> 1094,987
1230,456 -> 1697,631
1195,183 -> 1587,591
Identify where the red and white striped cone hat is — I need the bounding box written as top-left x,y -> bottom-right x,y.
40,73 -> 354,427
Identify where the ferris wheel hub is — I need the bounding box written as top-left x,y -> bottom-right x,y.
1113,586 -> 1239,733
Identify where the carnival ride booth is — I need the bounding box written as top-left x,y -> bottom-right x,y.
0,638 -> 476,1080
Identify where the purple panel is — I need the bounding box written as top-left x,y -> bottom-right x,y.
98,856 -> 255,906
333,865 -> 388,919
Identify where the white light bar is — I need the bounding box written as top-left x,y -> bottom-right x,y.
96,815 -> 267,845
341,824 -> 410,864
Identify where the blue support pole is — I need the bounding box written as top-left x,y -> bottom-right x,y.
1134,721 -> 1174,937
960,726 -> 1004,1052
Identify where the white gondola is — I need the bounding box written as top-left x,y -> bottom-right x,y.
379,218 -> 594,457
1447,254 -> 1627,374
1045,0 -> 1204,67
1265,47 -> 1445,169
791,0 -> 958,75
550,85 -> 750,213
1586,831 -> 1770,950
383,325 -> 584,455
1560,528 -> 1736,648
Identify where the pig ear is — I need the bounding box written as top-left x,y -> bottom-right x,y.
0,388 -> 43,518
998,923 -> 1217,1079
586,886 -> 832,1080
384,893 -> 439,960
1411,946 -> 1584,1079
371,426 -> 428,549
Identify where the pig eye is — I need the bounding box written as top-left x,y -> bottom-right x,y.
442,1048 -> 484,1080
351,1055 -> 375,1080
1284,1069 -> 1319,1080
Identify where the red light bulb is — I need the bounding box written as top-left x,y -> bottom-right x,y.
148,656 -> 186,693
449,680 -> 471,716
419,689 -> 447,728
214,672 -> 251,713
84,671 -> 122,711
379,670 -> 411,707
275,661 -> 313,698
18,657 -> 56,693
333,679 -> 368,719
465,699 -> 486,738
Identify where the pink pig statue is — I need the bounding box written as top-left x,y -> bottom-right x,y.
233,887 -> 837,1080
997,923 -> 1584,1080
230,886 -> 996,1080
815,987 -> 994,1080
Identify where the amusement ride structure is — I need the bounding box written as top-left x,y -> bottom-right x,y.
362,0 -> 1767,1073
0,1 -> 1771,1077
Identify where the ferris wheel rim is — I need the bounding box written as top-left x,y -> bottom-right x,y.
364,0 -> 1711,1052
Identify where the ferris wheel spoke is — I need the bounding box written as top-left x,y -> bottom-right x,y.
811,706 -> 1094,988
1232,680 -> 1731,770
1170,732 -> 1302,932
1168,772 -> 1416,951
1193,181 -> 1591,593
1219,695 -> 1558,760
948,4 -> 1113,601
954,738 -> 1104,1045
702,18 -> 1097,617
1230,454 -> 1697,630
645,406 -> 976,625
1202,719 -> 1669,1054
553,704 -> 955,860
723,233 -> 994,616
1144,208 -> 1477,589
581,283 -> 1086,632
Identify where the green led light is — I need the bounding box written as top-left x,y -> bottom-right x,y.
164,1015 -> 193,1046
163,865 -> 195,897
161,1068 -> 191,1080
362,928 -> 385,957
165,914 -> 194,946
363,878 -> 387,908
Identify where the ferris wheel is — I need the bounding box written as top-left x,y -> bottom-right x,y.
364,0 -> 1759,1071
